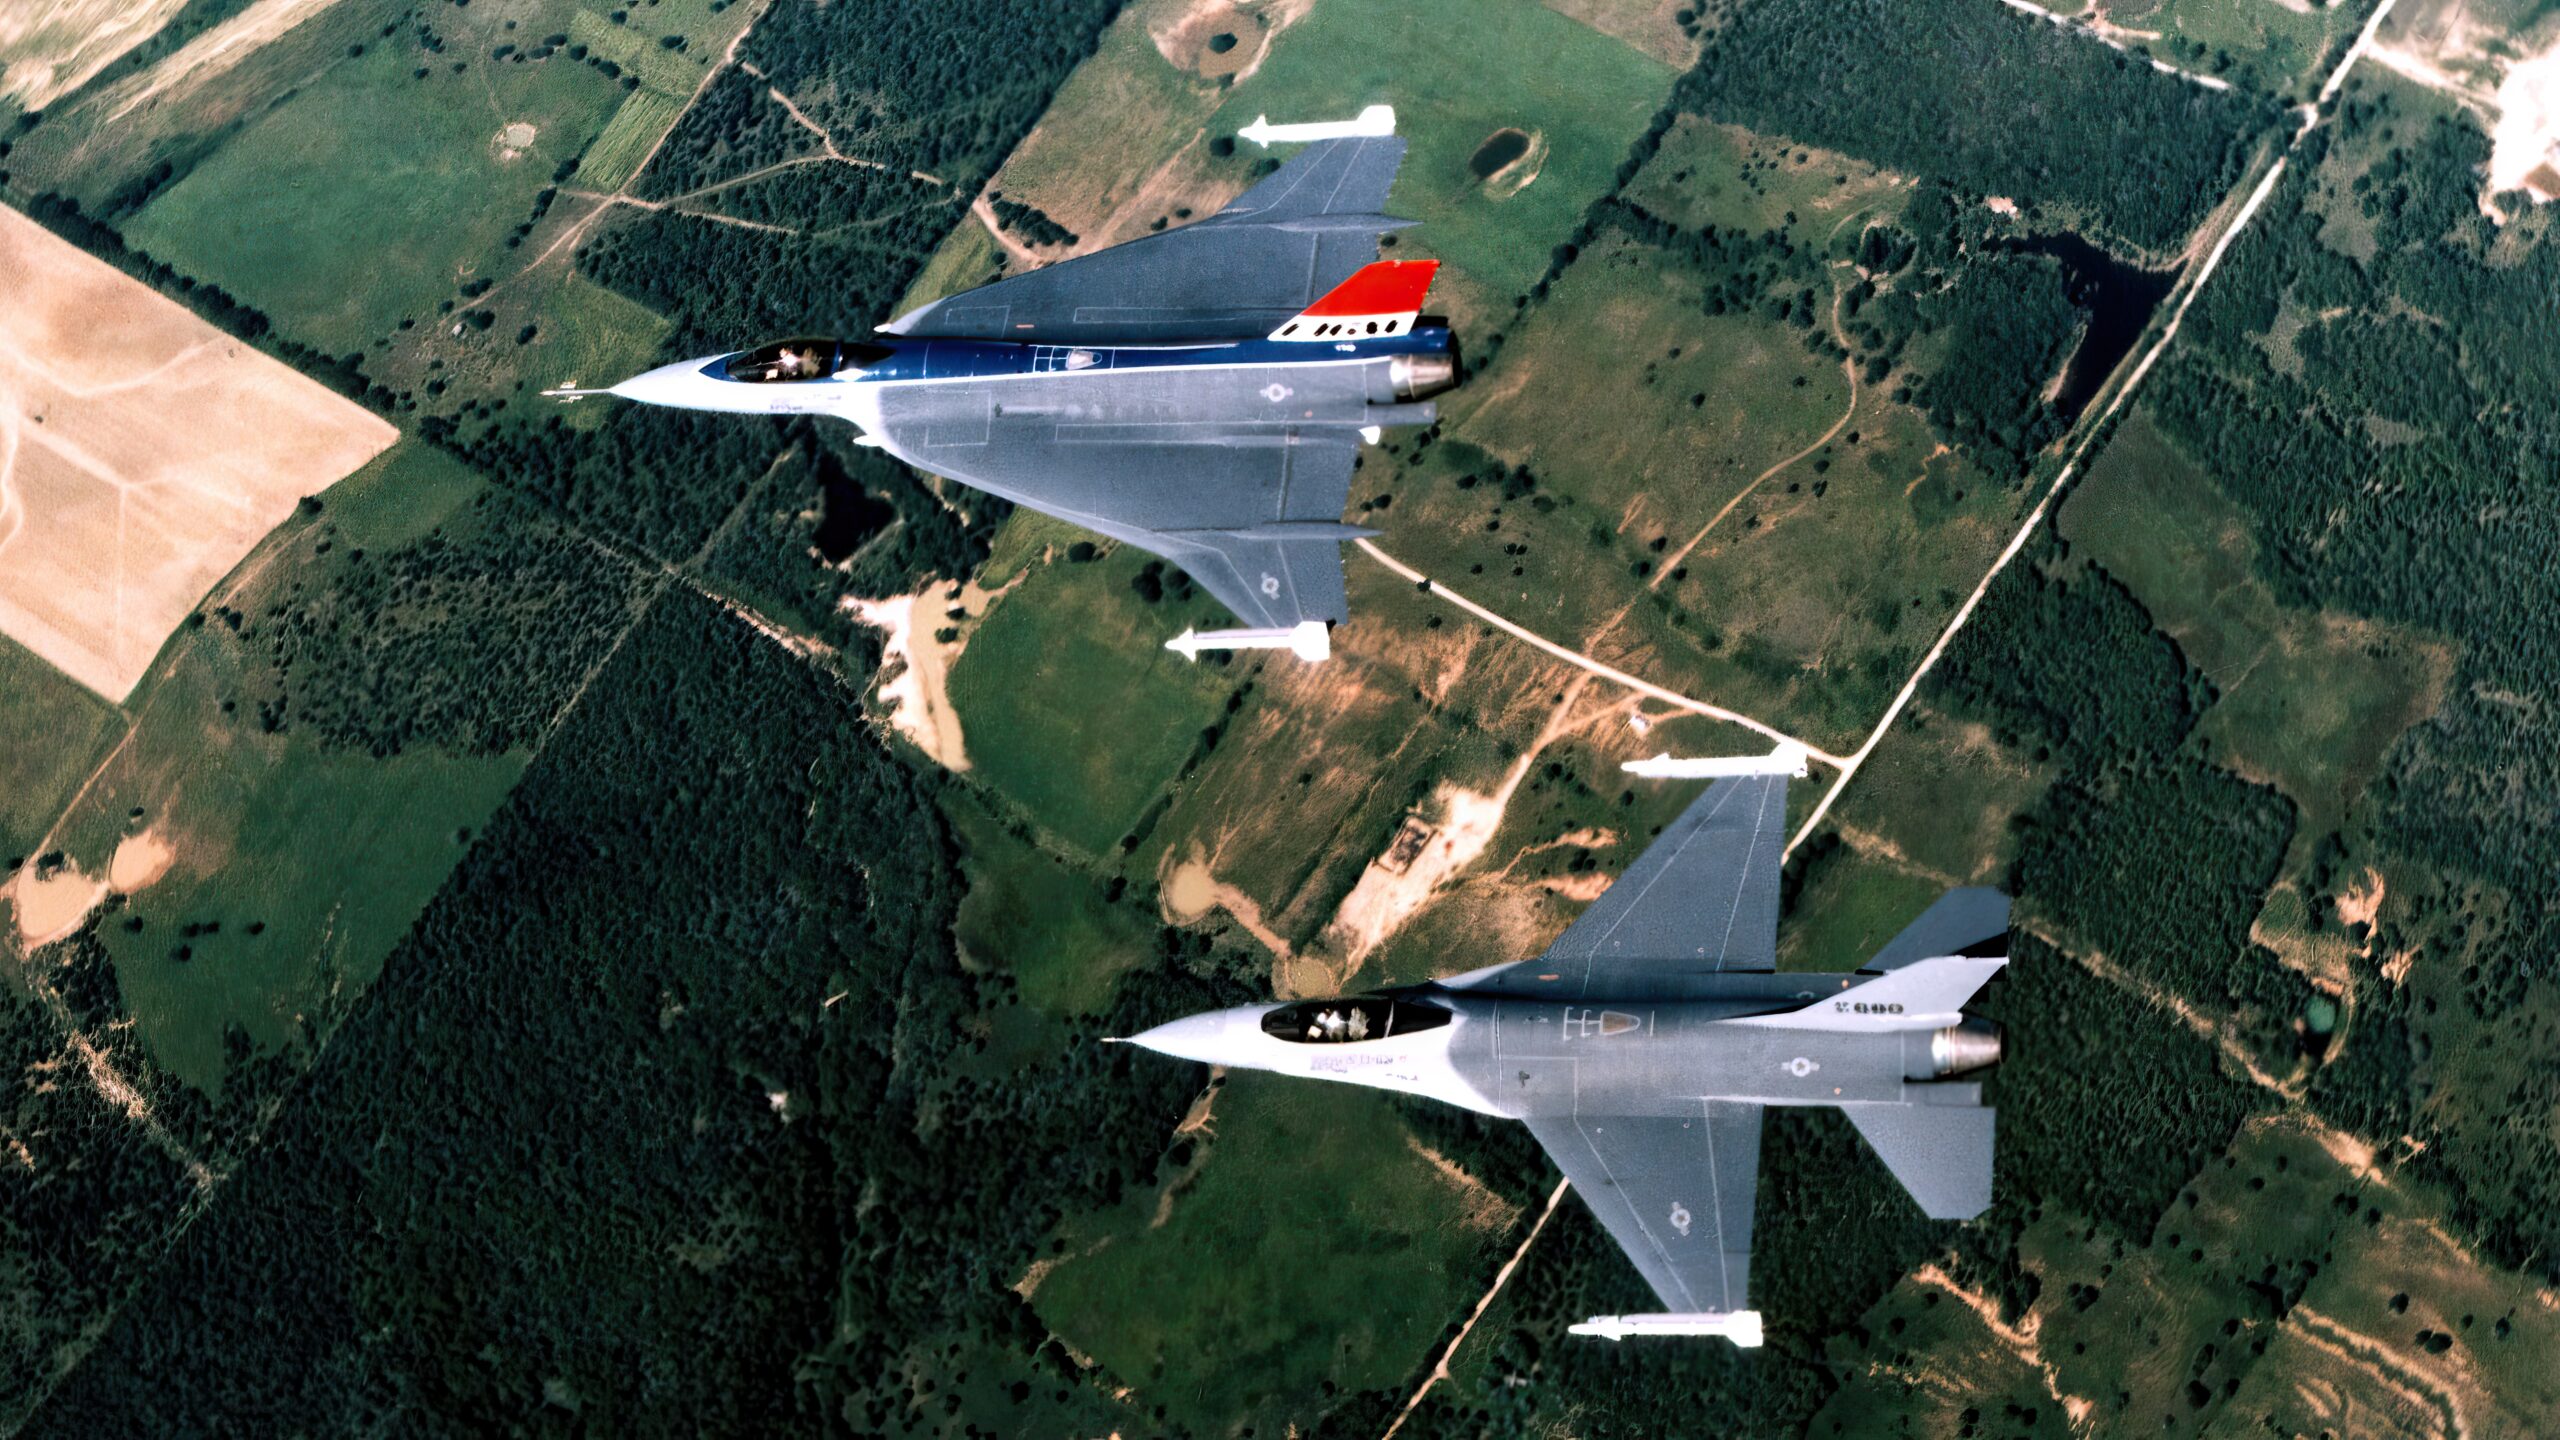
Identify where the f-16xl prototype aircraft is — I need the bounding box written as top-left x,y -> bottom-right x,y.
552,106 -> 1455,662
1120,748 -> 2011,1345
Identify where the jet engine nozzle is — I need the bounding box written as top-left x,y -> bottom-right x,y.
1388,352 -> 1459,401
1923,1017 -> 2002,1078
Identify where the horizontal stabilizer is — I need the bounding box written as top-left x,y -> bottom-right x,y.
1730,956 -> 2006,1031
1571,1311 -> 1764,1346
1866,887 -> 2011,971
1846,1104 -> 1995,1219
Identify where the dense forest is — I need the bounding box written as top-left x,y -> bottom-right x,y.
24,592 -> 1261,1435
246,491 -> 654,758
633,0 -> 1120,201
1680,0 -> 2278,253
2145,82 -> 2560,1279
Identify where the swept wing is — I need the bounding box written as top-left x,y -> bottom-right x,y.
882,133 -> 1411,344
1447,771 -> 1791,1000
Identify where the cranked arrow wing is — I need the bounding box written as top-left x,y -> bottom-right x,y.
882,130 -> 1411,344
873,376 -> 1366,630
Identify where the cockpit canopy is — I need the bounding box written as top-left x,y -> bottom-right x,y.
722,337 -> 893,384
1261,996 -> 1453,1045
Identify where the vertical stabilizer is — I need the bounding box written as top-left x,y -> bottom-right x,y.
1268,260 -> 1440,341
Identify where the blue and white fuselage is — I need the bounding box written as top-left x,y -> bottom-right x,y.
597,326 -> 1459,430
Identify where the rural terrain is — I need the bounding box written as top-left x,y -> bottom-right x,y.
3,0 -> 2559,1435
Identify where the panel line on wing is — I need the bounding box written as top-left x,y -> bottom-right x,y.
1709,778 -> 1780,967
1703,1099 -> 1731,1309
1577,778 -> 1751,991
1574,1073 -> 1700,1310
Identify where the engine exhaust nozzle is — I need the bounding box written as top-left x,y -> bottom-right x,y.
1923,1017 -> 2003,1078
1388,352 -> 1458,401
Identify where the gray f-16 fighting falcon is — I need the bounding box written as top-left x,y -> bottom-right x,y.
1119,745 -> 2010,1345
549,105 -> 1455,662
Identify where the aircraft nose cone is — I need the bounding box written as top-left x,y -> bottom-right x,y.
1131,1004 -> 1269,1060
1125,1009 -> 1246,1066
609,356 -> 717,405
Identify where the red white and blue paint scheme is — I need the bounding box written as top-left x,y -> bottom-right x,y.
554,106 -> 1456,662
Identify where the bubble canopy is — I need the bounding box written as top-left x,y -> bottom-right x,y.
1260,996 -> 1453,1044
721,337 -> 894,383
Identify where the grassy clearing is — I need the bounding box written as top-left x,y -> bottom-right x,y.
1540,0 -> 1704,68
1032,1073 -> 1509,1436
986,0 -> 1674,327
576,86 -> 685,190
891,214 -> 1007,319
514,269 -> 671,422
1776,841 -> 1947,972
1386,220 -> 2015,754
0,635 -> 123,865
1624,115 -> 1908,244
2060,409 -> 2451,835
1818,698 -> 2057,886
944,792 -> 1153,1018
1202,0 -> 1673,315
2135,0 -> 2371,98
121,28 -> 625,353
943,541 -> 1236,860
39,445 -> 526,1089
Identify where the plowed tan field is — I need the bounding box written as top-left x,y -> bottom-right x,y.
0,205 -> 395,701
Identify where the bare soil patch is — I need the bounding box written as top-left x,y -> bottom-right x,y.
1,0 -> 192,110
108,825 -> 175,892
0,208 -> 395,701
7,858 -> 106,948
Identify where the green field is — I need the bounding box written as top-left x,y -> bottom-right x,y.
1033,1074 -> 1513,1435
984,0 -> 1676,327
1623,115 -> 1909,243
945,792 -> 1153,1017
1202,0 -> 1675,315
514,269 -> 671,421
1775,840 -> 1948,971
576,87 -> 685,191
121,24 -> 625,353
2129,0 -> 2371,98
944,541 -> 1237,860
0,635 -> 123,865
39,445 -> 528,1088
2061,409 -> 2450,834
1390,220 -> 2018,753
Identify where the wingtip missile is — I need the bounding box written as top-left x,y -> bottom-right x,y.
1622,741 -> 1811,780
1165,621 -> 1333,663
1570,1311 -> 1765,1347
1238,104 -> 1398,148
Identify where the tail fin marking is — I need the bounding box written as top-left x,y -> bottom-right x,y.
1270,259 -> 1440,342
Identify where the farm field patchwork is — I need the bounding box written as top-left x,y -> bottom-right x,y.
119,19 -> 625,354
0,205 -> 395,702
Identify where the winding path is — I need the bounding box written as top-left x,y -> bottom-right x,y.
1354,539 -> 1844,765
